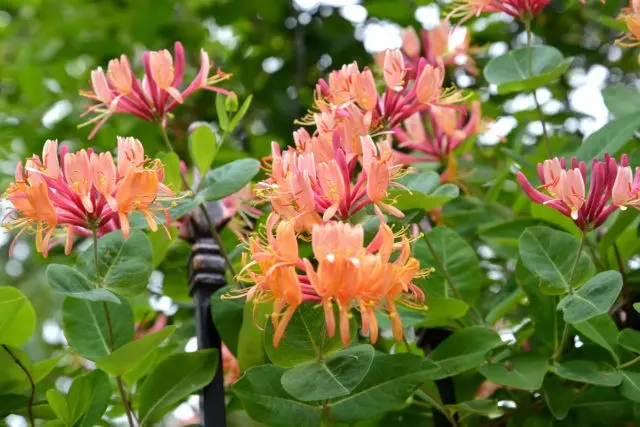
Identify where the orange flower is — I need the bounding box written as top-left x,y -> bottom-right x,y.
117,136 -> 145,177
383,49 -> 406,92
64,149 -> 94,213
90,152 -> 117,208
617,0 -> 640,47
149,49 -> 184,103
361,136 -> 404,218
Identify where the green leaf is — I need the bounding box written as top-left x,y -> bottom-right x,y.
31,356 -> 62,384
619,329 -> 640,353
426,326 -> 503,379
74,370 -> 112,427
216,93 -> 230,131
389,171 -> 459,211
573,387 -> 633,424
601,86 -> 640,118
62,295 -> 134,361
574,314 -> 621,364
76,230 -> 153,298
0,346 -> 32,393
558,271 -> 623,324
530,203 -> 582,237
46,265 -> 120,304
328,353 -> 438,423
281,344 -> 375,401
575,113 -> 640,161
189,124 -> 218,174
599,209 -> 637,251
413,226 -> 483,304
0,395 -> 29,418
66,376 -> 91,425
264,302 -> 356,368
149,226 -> 178,269
159,152 -> 182,192
543,375 -> 574,420
449,400 -> 501,417
479,353 -> 548,391
47,389 -> 69,423
96,325 -> 175,375
0,286 -> 36,346
411,297 -> 469,328
211,286 -> 244,356
228,94 -> 253,131
237,301 -> 269,371
483,45 -> 572,94
232,364 -> 322,427
199,158 -> 260,201
552,361 -> 622,387
138,349 -> 218,425
619,370 -> 640,402
519,227 -> 594,294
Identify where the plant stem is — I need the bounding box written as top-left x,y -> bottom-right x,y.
159,125 -> 237,277
322,402 -> 334,427
568,234 -> 586,286
552,324 -> 570,361
417,223 -> 483,325
619,355 -> 640,369
524,19 -> 552,158
2,344 -> 35,426
93,229 -> 136,427
613,242 -> 626,285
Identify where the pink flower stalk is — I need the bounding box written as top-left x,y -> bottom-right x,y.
448,0 -> 553,22
393,101 -> 483,164
3,138 -> 175,257
401,22 -> 478,77
80,42 -> 233,139
517,155 -> 620,230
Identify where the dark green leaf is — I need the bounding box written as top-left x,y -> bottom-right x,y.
46,265 -> 120,303
280,344 -> 375,401
543,375 -> 573,420
426,326 -> 503,379
558,271 -> 623,323
479,353 -> 548,391
62,295 -> 134,361
552,361 -> 622,386
74,370 -> 112,427
66,376 -> 91,425
76,230 -> 153,298
138,349 -> 218,425
237,301 -> 269,371
189,125 -> 218,174
619,370 -> 640,402
483,45 -> 572,94
211,286 -> 244,356
574,314 -> 621,364
0,395 -> 29,418
0,286 -> 36,346
232,364 -> 322,427
199,158 -> 261,201
619,329 -> 640,353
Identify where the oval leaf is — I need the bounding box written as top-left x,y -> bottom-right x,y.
199,158 -> 260,201
558,270 -> 623,324
575,112 -> 640,161
46,265 -> 120,303
138,349 -> 218,425
189,124 -> 218,174
0,287 -> 36,346
618,329 -> 640,353
552,360 -> 622,387
479,354 -> 548,391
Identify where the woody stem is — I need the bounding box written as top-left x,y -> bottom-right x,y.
159,125 -> 238,277
524,18 -> 552,158
2,345 -> 35,427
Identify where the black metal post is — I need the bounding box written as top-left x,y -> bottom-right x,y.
183,201 -> 230,427
418,327 -> 457,427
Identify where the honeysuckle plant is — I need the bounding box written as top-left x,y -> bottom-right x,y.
3,1 -> 640,427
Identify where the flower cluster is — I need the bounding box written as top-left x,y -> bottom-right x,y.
448,0 -> 553,22
80,41 -> 233,138
237,214 -> 430,347
3,137 -> 174,257
517,154 -> 640,230
617,0 -> 640,47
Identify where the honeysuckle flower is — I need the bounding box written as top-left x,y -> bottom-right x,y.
517,155 -> 619,230
617,0 -> 640,47
448,0 -> 553,22
393,101 -> 482,164
222,343 -> 241,387
80,41 -> 233,138
383,49 -> 406,92
361,136 -> 405,218
3,137 -> 176,257
612,156 -> 640,209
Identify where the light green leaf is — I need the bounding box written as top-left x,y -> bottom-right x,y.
449,400 -> 501,417
46,265 -> 120,304
389,172 -> 459,211
74,370 -> 111,427
281,344 -> 375,401
31,356 -> 62,384
328,353 -> 438,423
216,93 -> 230,131
574,314 -> 621,363
602,86 -> 640,117
530,203 -> 582,237
519,226 -> 594,294
479,353 -> 548,391
426,326 -> 503,379
96,326 -> 175,375
552,361 -> 622,387
199,158 -> 260,201
76,230 -> 152,298
0,286 -> 36,346
237,301 -> 269,372
619,329 -> 640,353
543,375 -> 573,420
264,302 -> 356,368
66,376 -> 91,425
228,94 -> 253,131
159,152 -> 182,192
483,45 -> 572,94
232,364 -> 322,427
619,370 -> 640,402
138,349 -> 218,425
189,125 -> 218,174
558,271 -> 623,324
575,113 -> 640,161
46,389 -> 69,423
0,346 -> 32,393
410,297 -> 469,328
413,226 -> 483,304
62,295 -> 134,361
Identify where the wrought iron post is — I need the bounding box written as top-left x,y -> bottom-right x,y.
182,201 -> 229,427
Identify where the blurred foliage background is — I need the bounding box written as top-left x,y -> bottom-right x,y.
1,0 -> 639,423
